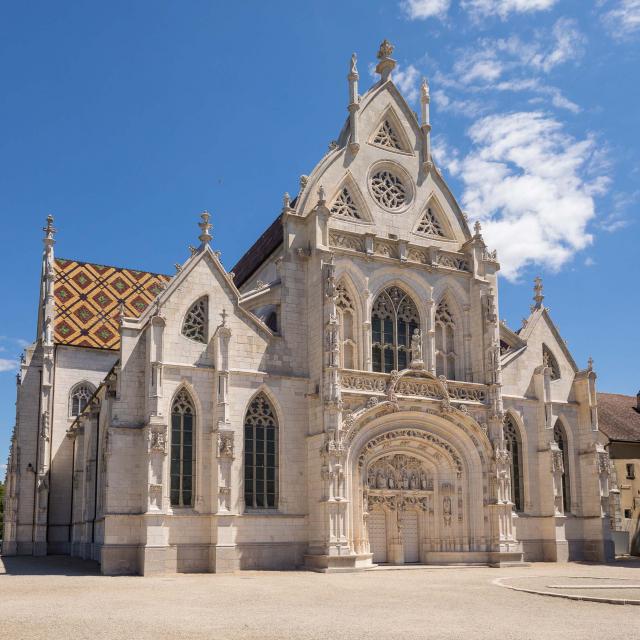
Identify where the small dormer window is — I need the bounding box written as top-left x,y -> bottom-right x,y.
182,297 -> 208,343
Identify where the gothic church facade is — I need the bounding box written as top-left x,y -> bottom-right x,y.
2,41 -> 614,574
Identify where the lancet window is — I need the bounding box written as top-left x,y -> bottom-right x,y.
244,394 -> 278,510
543,345 -> 560,380
182,296 -> 208,343
435,300 -> 457,380
553,421 -> 571,513
336,282 -> 357,369
371,286 -> 420,373
170,389 -> 196,507
69,382 -> 95,417
503,415 -> 523,512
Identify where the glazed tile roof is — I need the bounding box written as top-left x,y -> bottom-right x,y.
231,213 -> 283,289
597,392 -> 640,443
54,258 -> 171,350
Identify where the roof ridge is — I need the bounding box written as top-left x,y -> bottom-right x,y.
55,256 -> 171,279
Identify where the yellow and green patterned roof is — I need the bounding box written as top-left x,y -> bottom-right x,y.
54,258 -> 171,350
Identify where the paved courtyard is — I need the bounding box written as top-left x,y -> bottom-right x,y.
1,557 -> 640,640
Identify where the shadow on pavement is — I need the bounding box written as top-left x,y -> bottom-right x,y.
0,555 -> 100,576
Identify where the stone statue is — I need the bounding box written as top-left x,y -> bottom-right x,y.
410,328 -> 424,369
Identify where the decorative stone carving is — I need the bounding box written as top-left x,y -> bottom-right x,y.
358,429 -> 463,476
217,432 -> 234,458
40,410 -> 50,442
366,454 -> 433,492
551,448 -> 564,474
410,329 -> 424,369
148,429 -> 167,454
329,232 -> 365,253
596,449 -> 610,476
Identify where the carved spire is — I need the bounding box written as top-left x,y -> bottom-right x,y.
375,39 -> 396,82
587,356 -> 594,372
348,53 -> 360,154
41,214 -> 56,347
43,214 -> 56,248
198,211 -> 213,248
420,77 -> 432,170
282,192 -> 291,213
533,276 -> 544,310
474,220 -> 482,238
317,184 -> 326,205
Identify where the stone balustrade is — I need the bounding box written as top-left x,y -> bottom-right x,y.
339,369 -> 487,404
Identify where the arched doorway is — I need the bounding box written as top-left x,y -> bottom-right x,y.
347,413 -> 492,566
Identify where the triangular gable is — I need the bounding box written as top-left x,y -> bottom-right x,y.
519,307 -> 578,373
129,246 -> 274,339
328,172 -> 373,223
412,195 -> 454,239
368,105 -> 413,155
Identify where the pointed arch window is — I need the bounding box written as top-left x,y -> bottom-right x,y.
435,300 -> 457,380
337,282 -> 357,369
416,207 -> 446,237
330,187 -> 361,220
543,345 -> 560,380
170,389 -> 196,507
371,286 -> 419,373
182,296 -> 208,343
504,415 -> 524,512
69,382 -> 95,417
553,421 -> 571,513
244,394 -> 278,509
373,120 -> 402,150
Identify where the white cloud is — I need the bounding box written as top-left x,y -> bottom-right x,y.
602,0 -> 640,38
0,358 -> 18,373
433,89 -> 488,117
461,0 -> 558,18
442,112 -> 608,280
394,64 -> 421,102
402,0 -> 451,19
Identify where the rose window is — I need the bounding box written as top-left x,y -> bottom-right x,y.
370,170 -> 407,210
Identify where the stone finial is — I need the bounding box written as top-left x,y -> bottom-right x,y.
474,220 -> 482,237
220,308 -> 227,327
198,211 -> 213,246
299,175 -> 309,191
282,192 -> 291,210
533,276 -> 544,309
317,185 -> 326,204
375,39 -> 396,82
350,53 -> 358,78
377,39 -> 394,60
43,214 -> 56,246
587,356 -> 594,371
421,77 -> 430,100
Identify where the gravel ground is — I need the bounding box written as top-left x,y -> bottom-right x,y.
1,556 -> 640,640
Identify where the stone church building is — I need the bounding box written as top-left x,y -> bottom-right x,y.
2,41 -> 614,574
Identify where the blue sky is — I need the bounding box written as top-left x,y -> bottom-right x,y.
1,1 -> 639,476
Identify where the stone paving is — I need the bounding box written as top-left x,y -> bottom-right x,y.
1,557 -> 640,640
